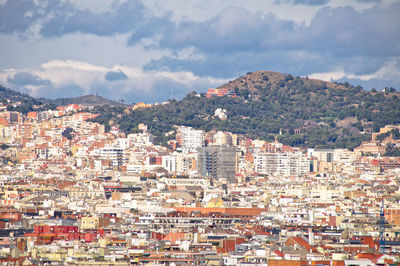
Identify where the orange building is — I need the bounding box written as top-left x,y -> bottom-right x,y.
385,209 -> 400,226
27,111 -> 37,120
17,123 -> 33,139
0,116 -> 9,126
268,260 -> 309,266
206,88 -> 236,98
73,112 -> 99,121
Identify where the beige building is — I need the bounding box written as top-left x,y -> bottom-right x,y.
80,216 -> 100,229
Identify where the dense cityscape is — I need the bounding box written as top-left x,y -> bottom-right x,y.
1,0 -> 400,265
1,97 -> 400,265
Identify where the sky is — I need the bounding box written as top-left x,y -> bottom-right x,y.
0,0 -> 399,104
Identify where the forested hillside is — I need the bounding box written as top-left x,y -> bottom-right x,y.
91,71 -> 400,149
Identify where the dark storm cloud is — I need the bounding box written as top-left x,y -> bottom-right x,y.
0,0 -> 171,38
1,0 -> 399,102
145,50 -> 335,78
145,4 -> 400,57
153,8 -> 293,54
127,16 -> 174,46
39,85 -> 84,99
0,0 -> 42,34
141,2 -> 400,79
40,0 -> 170,37
105,70 -> 128,81
6,72 -> 84,99
274,0 -> 330,6
304,5 -> 400,57
4,0 -> 398,64
7,72 -> 52,86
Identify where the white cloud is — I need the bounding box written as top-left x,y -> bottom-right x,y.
309,58 -> 400,84
67,0 -> 117,13
1,60 -> 227,101
172,47 -> 204,61
41,60 -> 108,72
0,33 -> 168,70
144,0 -> 319,25
371,60 -> 400,81
309,71 -> 347,81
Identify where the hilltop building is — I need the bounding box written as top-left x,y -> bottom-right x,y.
206,88 -> 236,98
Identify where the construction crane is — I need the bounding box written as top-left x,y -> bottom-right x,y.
378,199 -> 386,253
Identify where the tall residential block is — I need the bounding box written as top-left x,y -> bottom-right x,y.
197,145 -> 237,182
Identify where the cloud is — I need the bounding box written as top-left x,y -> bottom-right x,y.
149,7 -> 288,54
334,77 -> 396,91
309,59 -> 400,90
39,0 -> 171,38
144,48 -> 368,79
7,72 -> 51,86
305,5 -> 400,57
105,70 -> 128,81
146,3 -> 400,57
0,0 -> 42,34
356,0 -> 381,3
140,2 -> 400,86
3,70 -> 86,98
41,60 -> 107,72
274,0 -> 330,6
38,84 -> 85,99
3,0 -> 398,64
0,0 -> 399,102
0,60 -> 227,103
0,0 -> 171,38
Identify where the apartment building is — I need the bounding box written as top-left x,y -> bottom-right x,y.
176,126 -> 204,152
197,145 -> 237,182
255,152 -> 309,176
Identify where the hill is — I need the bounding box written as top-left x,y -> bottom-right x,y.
0,85 -> 125,113
219,70 -> 349,97
0,85 -> 42,105
48,94 -> 126,107
91,71 -> 400,149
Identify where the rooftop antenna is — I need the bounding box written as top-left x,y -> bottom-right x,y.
170,86 -> 174,100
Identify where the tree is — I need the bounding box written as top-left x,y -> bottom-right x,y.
376,132 -> 390,142
384,143 -> 400,157
62,127 -> 75,140
391,128 -> 400,139
0,144 -> 9,150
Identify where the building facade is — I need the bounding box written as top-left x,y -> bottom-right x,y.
197,145 -> 237,182
255,152 -> 309,177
